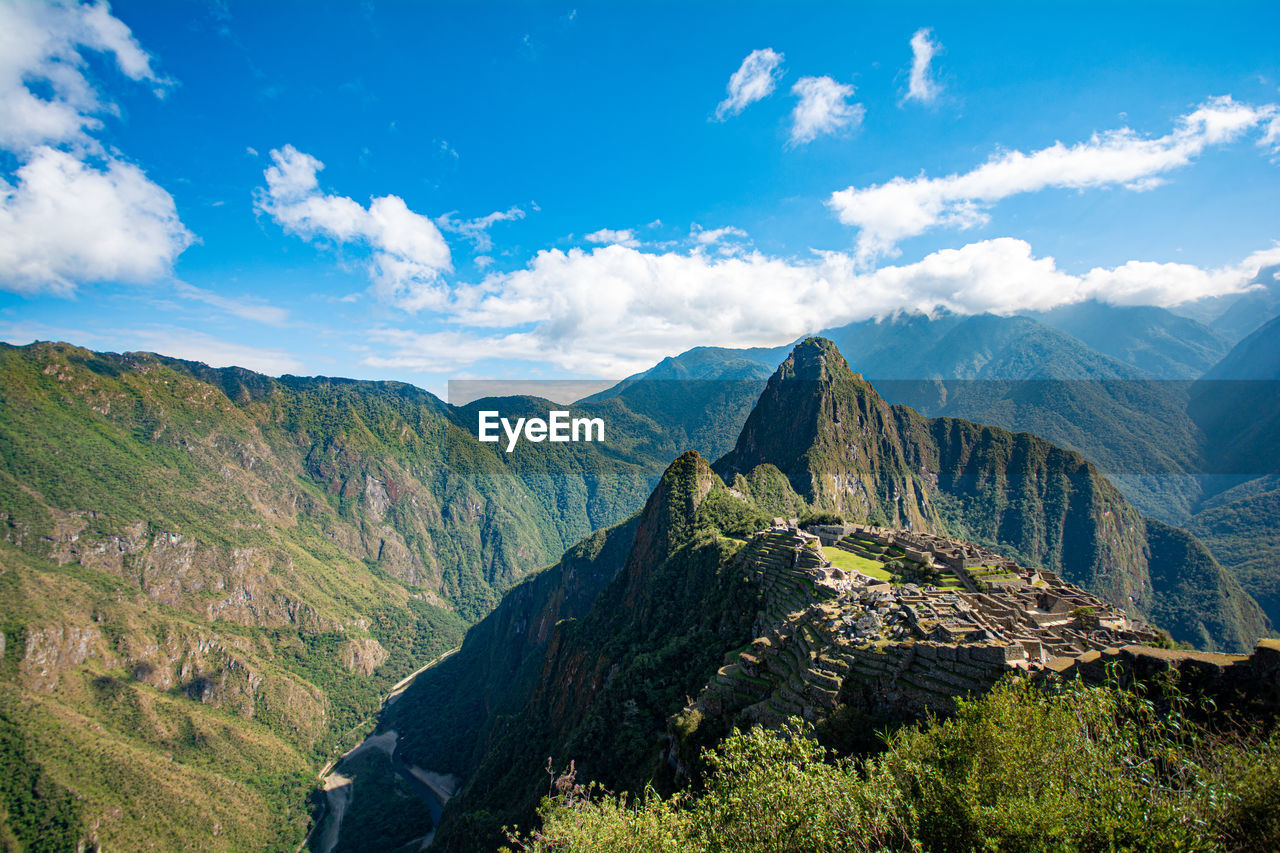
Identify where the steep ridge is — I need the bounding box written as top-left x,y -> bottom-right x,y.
388,516 -> 639,784
1190,314 -> 1280,482
1185,316 -> 1280,626
426,452 -> 767,851
824,313 -> 1203,523
715,338 -> 1266,651
596,312 -> 1207,522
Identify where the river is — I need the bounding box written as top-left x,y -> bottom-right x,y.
304,648 -> 461,853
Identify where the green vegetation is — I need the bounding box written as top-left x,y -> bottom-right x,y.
797,510 -> 843,527
712,337 -> 1268,651
0,702 -> 81,852
510,677 -> 1280,852
0,341 -> 683,849
1188,485 -> 1280,628
822,547 -> 892,581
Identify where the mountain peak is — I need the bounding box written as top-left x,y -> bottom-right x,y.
714,339 -> 935,529
624,450 -> 715,581
779,336 -> 861,383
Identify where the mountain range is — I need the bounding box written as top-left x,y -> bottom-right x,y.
0,294 -> 1277,850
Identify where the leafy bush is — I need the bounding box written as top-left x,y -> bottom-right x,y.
507,676 -> 1280,852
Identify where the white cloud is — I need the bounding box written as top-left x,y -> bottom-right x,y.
790,76 -> 863,146
1261,108 -> 1280,157
0,0 -> 190,296
829,96 -> 1279,264
0,146 -> 193,295
127,327 -> 304,375
904,28 -> 941,105
256,145 -> 453,312
362,239 -> 1279,377
583,227 -> 640,248
714,48 -> 784,120
693,225 -> 748,245
436,205 -> 525,252
0,0 -> 171,153
174,282 -> 291,327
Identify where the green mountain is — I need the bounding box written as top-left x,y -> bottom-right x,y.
0,341 -> 670,850
712,341 -> 938,531
601,312 -> 1208,523
418,451 -> 766,852
1184,316 -> 1280,627
1,332 -> 1272,850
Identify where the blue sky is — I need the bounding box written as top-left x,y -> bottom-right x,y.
1,0 -> 1279,395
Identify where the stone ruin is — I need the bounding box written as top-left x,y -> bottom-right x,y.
693,522 -> 1280,729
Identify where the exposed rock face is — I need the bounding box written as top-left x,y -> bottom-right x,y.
341,638 -> 389,676
20,623 -> 104,691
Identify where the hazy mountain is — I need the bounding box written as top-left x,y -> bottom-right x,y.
1027,300 -> 1230,379
1183,316 -> 1280,627
1190,314 -> 1280,484
1172,263 -> 1280,343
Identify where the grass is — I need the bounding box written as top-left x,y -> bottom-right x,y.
822,547 -> 893,581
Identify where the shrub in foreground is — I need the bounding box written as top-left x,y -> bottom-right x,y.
506,677 -> 1280,852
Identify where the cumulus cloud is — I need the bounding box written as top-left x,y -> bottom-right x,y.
583,227 -> 640,248
790,76 -> 863,146
0,0 -> 171,153
829,96 -> 1279,264
714,48 -> 785,120
0,146 -> 193,295
363,238 -> 1279,377
0,0 -> 190,296
904,28 -> 941,105
256,145 -> 454,312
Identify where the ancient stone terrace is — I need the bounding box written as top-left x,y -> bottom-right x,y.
697,521 -> 1172,728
